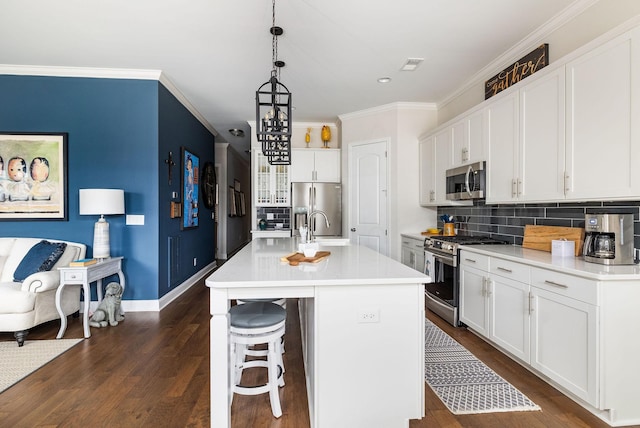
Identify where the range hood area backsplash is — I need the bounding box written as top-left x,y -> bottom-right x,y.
437,200 -> 640,249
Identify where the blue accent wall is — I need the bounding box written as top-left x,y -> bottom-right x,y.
158,84 -> 215,296
0,74 -> 215,301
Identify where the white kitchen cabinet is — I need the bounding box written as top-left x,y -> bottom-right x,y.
400,235 -> 425,272
460,250 -> 530,363
451,110 -> 485,167
290,148 -> 340,183
488,258 -> 531,363
433,129 -> 452,205
418,135 -> 435,206
518,67 -> 566,202
459,252 -> 489,336
565,26 -> 640,201
457,224 -> 640,426
530,286 -> 598,406
418,128 -> 457,207
253,151 -> 290,206
529,267 -> 598,406
485,91 -> 519,203
486,67 -> 566,203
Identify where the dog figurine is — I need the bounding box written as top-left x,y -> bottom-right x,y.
89,282 -> 124,328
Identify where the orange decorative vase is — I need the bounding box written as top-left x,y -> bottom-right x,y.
321,125 -> 331,148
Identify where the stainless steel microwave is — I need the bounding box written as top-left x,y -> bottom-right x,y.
445,161 -> 486,200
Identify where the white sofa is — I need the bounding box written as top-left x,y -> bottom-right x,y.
0,237 -> 86,346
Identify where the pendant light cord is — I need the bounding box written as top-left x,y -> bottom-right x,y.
271,0 -> 279,81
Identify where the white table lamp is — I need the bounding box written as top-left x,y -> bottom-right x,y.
79,189 -> 125,259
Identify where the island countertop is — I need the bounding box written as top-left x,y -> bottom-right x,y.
206,237 -> 427,428
206,237 -> 428,288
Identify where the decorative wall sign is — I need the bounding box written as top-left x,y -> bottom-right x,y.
0,132 -> 68,220
485,44 -> 549,100
181,147 -> 199,229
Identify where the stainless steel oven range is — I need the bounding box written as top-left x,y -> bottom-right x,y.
424,235 -> 507,326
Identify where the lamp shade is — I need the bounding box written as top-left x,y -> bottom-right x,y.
79,189 -> 125,216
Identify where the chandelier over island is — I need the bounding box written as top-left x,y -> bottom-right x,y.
255,0 -> 292,166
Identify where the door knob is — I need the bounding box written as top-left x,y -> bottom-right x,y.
350,228 -> 356,232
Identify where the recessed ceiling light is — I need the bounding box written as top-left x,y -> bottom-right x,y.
229,128 -> 245,137
377,77 -> 392,83
401,58 -> 424,71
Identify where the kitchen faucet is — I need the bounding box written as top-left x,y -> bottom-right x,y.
307,210 -> 330,242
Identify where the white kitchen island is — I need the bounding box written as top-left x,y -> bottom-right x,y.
206,238 -> 428,428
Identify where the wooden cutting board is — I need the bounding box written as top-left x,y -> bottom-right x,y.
281,251 -> 331,266
522,225 -> 585,256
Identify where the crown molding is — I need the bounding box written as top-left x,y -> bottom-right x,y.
0,64 -> 162,80
0,64 -> 217,136
157,72 -> 217,135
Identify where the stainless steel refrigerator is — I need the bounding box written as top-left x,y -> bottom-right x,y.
291,182 -> 342,237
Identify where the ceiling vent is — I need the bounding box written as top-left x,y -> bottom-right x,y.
401,58 -> 424,71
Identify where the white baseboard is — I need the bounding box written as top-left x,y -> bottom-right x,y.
83,260 -> 217,313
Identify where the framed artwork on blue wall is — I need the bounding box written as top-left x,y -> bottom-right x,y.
0,132 -> 68,220
181,146 -> 199,229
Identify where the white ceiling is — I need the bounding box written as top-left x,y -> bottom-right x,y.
1,0 -> 581,159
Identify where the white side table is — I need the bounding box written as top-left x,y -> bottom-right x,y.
55,256 -> 125,339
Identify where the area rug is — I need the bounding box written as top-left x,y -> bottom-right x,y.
425,319 -> 541,415
0,339 -> 83,393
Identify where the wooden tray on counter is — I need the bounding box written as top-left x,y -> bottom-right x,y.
281,251 -> 331,266
522,225 -> 584,256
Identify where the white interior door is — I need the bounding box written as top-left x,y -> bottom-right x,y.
348,140 -> 388,255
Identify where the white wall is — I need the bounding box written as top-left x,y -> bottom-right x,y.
340,103 -> 438,260
215,143 -> 251,259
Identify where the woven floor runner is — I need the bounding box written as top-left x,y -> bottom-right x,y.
0,338 -> 82,394
425,319 -> 541,415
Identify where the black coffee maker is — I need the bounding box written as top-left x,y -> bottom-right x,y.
583,213 -> 635,265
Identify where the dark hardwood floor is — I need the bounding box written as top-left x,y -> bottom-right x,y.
0,276 -> 629,428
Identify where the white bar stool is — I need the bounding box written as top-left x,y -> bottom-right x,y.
236,298 -> 287,354
229,301 -> 286,418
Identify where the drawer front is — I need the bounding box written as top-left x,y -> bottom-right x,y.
530,267 -> 598,305
490,257 -> 530,283
63,270 -> 86,282
459,251 -> 489,271
401,236 -> 424,250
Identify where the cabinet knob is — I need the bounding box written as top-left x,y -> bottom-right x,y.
350,228 -> 356,232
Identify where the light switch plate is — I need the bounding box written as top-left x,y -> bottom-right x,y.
126,214 -> 145,225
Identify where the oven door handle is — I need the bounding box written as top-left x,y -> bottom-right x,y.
432,253 -> 455,268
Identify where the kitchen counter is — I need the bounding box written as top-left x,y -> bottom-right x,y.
460,244 -> 640,280
401,232 -> 428,241
206,238 -> 427,428
250,228 -> 291,238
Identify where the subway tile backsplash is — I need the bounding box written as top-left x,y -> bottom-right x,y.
437,201 -> 640,249
257,207 -> 291,230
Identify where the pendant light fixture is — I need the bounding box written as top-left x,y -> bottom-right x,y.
255,0 -> 292,165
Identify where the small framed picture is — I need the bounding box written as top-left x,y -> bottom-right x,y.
239,192 -> 246,216
228,186 -> 237,217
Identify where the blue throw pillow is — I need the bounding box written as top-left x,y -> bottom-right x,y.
13,240 -> 67,282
